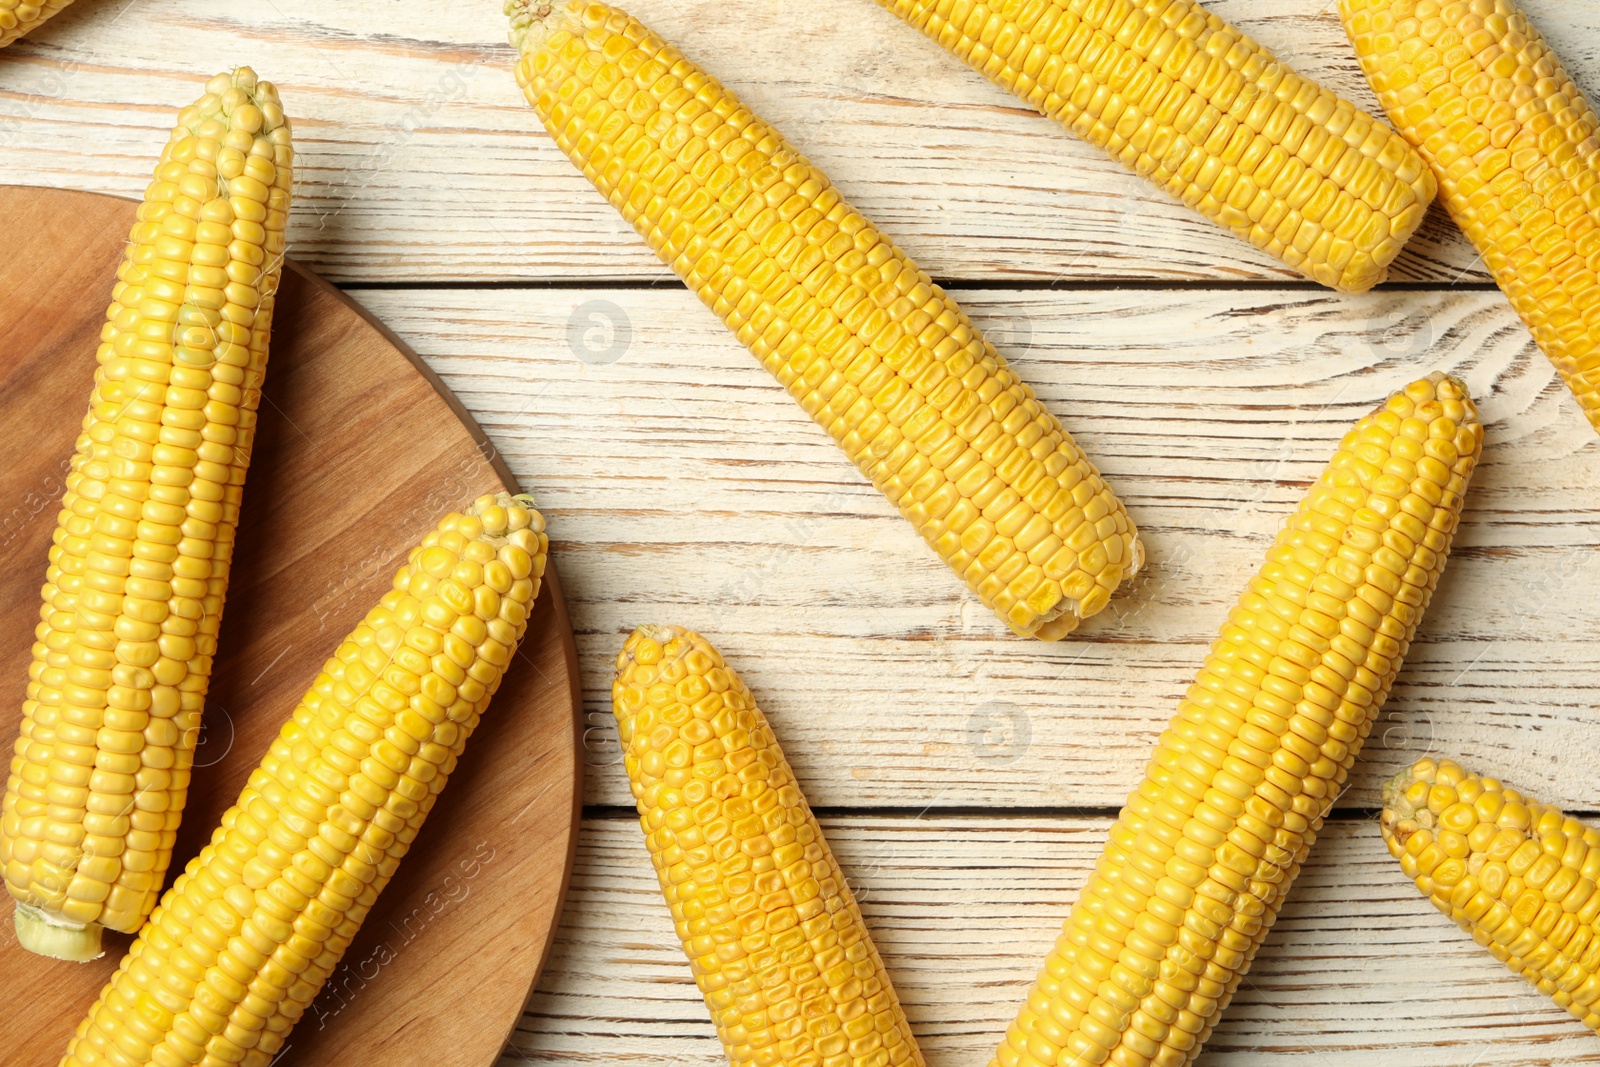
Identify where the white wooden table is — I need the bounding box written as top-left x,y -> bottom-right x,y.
5,1 -> 1600,1063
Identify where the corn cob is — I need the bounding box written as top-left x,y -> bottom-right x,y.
875,0 -> 1437,293
1341,0 -> 1600,433
0,0 -> 75,47
0,69 -> 292,962
613,625 -> 924,1067
508,0 -> 1140,641
991,373 -> 1481,1067
58,493 -> 548,1067
1382,758 -> 1600,1033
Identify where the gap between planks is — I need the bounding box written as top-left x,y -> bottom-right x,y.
338,279 -> 1509,293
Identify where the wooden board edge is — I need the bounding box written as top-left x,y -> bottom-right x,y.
281,261 -> 522,492
500,569 -> 588,1052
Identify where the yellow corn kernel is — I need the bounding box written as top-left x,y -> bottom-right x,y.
992,374 -> 1482,1067
1382,758 -> 1600,1035
877,0 -> 1436,293
0,68 -> 292,961
1341,0 -> 1600,432
0,0 -> 73,47
613,625 -> 925,1067
59,493 -> 549,1067
507,0 -> 1140,641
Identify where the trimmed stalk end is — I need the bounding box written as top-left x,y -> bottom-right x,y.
506,0 -> 569,51
13,903 -> 103,962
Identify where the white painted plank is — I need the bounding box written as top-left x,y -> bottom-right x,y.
2,0 -> 1596,283
347,284 -> 1600,813
501,816 -> 1600,1067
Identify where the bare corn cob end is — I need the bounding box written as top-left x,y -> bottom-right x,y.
1341,0 -> 1600,431
613,625 -> 926,1067
1381,758 -> 1600,1033
0,0 -> 75,47
992,373 -> 1481,1067
508,0 -> 1140,641
0,68 -> 292,962
59,492 -> 547,1067
877,0 -> 1437,293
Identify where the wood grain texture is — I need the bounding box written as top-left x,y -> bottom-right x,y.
0,188 -> 582,1067
0,0 -> 1594,284
506,815 -> 1600,1067
346,283 -> 1600,814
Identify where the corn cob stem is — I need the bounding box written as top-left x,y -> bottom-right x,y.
58,492 -> 547,1067
613,625 -> 925,1067
1,68 -> 292,960
14,901 -> 101,962
509,0 -> 1140,641
1340,0 -> 1600,432
876,0 -> 1437,293
991,373 -> 1481,1067
1382,758 -> 1600,1033
0,0 -> 75,47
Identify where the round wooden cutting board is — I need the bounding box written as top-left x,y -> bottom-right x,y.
0,186 -> 582,1066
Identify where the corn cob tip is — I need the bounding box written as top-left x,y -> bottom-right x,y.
1411,370 -> 1473,408
612,625 -> 704,762
12,902 -> 102,963
1378,757 -> 1471,856
1363,373 -> 1481,453
187,67 -> 290,142
629,622 -> 685,643
505,0 -> 579,50
612,626 -> 708,752
1373,756 -> 1600,1034
1378,762 -> 1430,851
461,491 -> 546,542
614,624 -> 689,677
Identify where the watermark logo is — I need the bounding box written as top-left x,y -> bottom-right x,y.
567,299 -> 632,365
1366,304 -> 1435,361
966,701 -> 1032,765
981,307 -> 1034,356
582,709 -> 622,768
190,707 -> 235,769
1378,708 -> 1435,763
